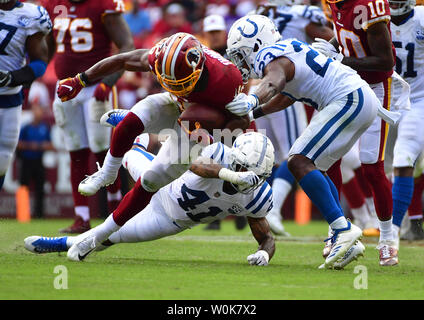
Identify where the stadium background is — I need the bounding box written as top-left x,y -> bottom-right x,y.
0,0 -> 343,220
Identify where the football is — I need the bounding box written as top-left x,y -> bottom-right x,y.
178,103 -> 233,134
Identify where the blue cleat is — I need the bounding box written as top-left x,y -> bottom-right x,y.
24,236 -> 68,254
100,109 -> 129,127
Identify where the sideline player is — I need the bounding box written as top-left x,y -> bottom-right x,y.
56,32 -> 249,253
0,0 -> 51,190
255,0 -> 334,235
42,0 -> 134,233
24,132 -> 276,266
388,0 -> 424,241
311,0 -> 403,265
225,15 -> 382,268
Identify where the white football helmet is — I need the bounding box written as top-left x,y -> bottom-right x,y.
227,15 -> 281,82
388,0 -> 415,16
229,132 -> 275,193
268,0 -> 306,6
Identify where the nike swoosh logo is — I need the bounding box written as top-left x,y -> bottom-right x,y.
61,84 -> 73,90
78,248 -> 94,261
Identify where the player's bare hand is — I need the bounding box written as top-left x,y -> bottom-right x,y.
57,73 -> 87,102
311,38 -> 343,62
247,250 -> 269,266
225,93 -> 259,116
0,70 -> 12,87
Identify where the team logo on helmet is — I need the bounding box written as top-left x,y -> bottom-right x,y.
185,47 -> 202,70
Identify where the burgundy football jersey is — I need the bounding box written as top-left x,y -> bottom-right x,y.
329,0 -> 396,84
42,0 -> 125,79
148,44 -> 243,110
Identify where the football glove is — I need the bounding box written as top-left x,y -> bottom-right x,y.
225,93 -> 259,116
247,250 -> 269,266
218,168 -> 260,189
311,38 -> 343,62
57,73 -> 88,102
0,70 -> 12,87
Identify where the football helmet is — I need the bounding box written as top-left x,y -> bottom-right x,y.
267,0 -> 305,6
229,132 -> 275,193
227,15 -> 281,82
154,33 -> 205,97
388,0 -> 415,16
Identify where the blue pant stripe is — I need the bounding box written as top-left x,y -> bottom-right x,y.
300,91 -> 355,156
311,89 -> 364,161
283,109 -> 293,147
291,106 -> 299,140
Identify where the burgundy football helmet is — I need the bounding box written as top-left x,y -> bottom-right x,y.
154,33 -> 206,97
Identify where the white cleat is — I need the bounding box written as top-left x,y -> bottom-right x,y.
67,234 -> 100,261
324,221 -> 362,268
332,241 -> 365,270
78,163 -> 116,196
100,109 -> 129,128
266,211 -> 290,237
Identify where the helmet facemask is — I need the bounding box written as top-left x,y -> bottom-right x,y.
389,0 -> 415,16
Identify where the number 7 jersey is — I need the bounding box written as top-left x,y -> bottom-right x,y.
42,0 -> 125,79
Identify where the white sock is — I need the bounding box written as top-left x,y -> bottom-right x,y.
392,224 -> 400,239
330,216 -> 349,230
75,206 -> 89,221
91,214 -> 120,243
107,190 -> 122,202
103,150 -> 123,178
365,197 -> 377,218
271,178 -> 293,217
379,218 -> 394,242
350,203 -> 370,227
409,214 -> 423,220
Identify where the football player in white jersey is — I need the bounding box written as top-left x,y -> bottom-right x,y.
24,132 -> 276,266
225,15 -> 390,268
0,0 -> 51,190
388,0 -> 424,241
254,0 -> 334,236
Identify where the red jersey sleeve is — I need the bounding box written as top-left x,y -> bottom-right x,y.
361,0 -> 391,31
102,0 -> 126,16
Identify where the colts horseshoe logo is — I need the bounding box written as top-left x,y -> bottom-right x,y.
237,18 -> 258,38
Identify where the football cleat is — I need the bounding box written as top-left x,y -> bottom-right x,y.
78,162 -> 116,196
59,216 -> 91,234
266,211 -> 290,236
67,234 -> 100,261
24,236 -> 68,254
100,109 -> 129,128
377,240 -> 399,266
324,221 -> 362,268
322,226 -> 333,258
332,241 -> 365,270
400,219 -> 424,241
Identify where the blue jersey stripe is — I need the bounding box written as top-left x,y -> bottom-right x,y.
300,91 -> 354,156
311,89 -> 364,160
284,109 -> 293,147
246,182 -> 269,210
134,147 -> 154,161
291,106 -> 299,139
251,187 -> 273,214
211,143 -> 222,160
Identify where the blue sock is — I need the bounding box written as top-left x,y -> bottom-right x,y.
325,175 -> 342,211
274,160 -> 296,185
0,175 -> 4,190
392,176 -> 414,227
299,170 -> 344,225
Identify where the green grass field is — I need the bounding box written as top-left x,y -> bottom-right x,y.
1,218 -> 424,300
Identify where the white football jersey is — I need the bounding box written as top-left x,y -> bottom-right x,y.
266,5 -> 328,43
0,2 -> 52,95
157,143 -> 273,226
253,39 -> 368,110
391,7 -> 424,102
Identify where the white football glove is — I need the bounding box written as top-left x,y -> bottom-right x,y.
311,38 -> 343,62
218,168 -> 260,189
225,93 -> 259,116
247,250 -> 269,266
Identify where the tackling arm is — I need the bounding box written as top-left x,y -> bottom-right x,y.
305,22 -> 334,41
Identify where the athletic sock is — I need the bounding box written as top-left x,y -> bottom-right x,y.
271,178 -> 293,218
325,175 -> 342,211
392,176 -> 414,228
70,148 -> 90,209
75,206 -> 90,222
90,214 -> 120,243
362,161 -> 393,221
299,170 -> 344,225
379,218 -> 394,242
327,159 -> 342,196
275,160 -> 296,185
408,175 -> 424,218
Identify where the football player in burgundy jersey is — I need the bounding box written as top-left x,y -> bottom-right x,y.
42,0 -> 134,233
311,0 -> 400,266
56,32 -> 249,256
